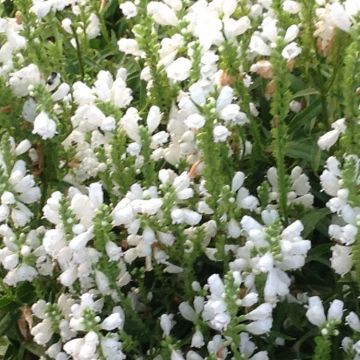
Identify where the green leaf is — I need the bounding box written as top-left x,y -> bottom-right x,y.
24,342 -> 45,357
4,342 -> 25,360
289,99 -> 322,132
0,313 -> 14,337
102,0 -> 119,19
306,243 -> 331,266
291,88 -> 320,99
0,297 -> 12,308
285,140 -> 315,163
0,336 -> 9,357
300,208 -> 330,238
15,283 -> 36,305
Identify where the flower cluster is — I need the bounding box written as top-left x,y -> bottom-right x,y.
0,0 -> 360,359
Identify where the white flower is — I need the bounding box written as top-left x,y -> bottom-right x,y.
101,336 -> 126,360
318,130 -> 342,151
106,241 -> 123,261
346,312 -> 360,332
281,42 -> 302,59
32,300 -> 47,319
320,156 -> 341,195
239,332 -> 269,359
327,299 -> 343,322
185,114 -> 206,129
80,331 -> 99,358
147,105 -> 162,133
249,35 -> 271,56
330,3 -> 352,32
69,228 -> 94,251
147,2 -> 178,26
171,349 -> 185,360
228,219 -> 241,238
231,173 -> 245,193
118,38 -> 144,57
86,14 -> 100,39
43,229 -> 66,258
9,64 -> 42,97
101,312 -> 124,331
171,208 -> 202,225
120,1 -> 137,18
3,253 -> 19,270
264,268 -> 291,302
43,191 -> 62,224
59,266 -> 78,287
202,274 -> 231,331
223,16 -> 251,39
282,0 -> 301,14
95,270 -> 110,294
306,296 -> 326,327
191,329 -> 204,348
64,338 -> 84,358
207,335 -> 228,359
61,18 -> 72,33
318,118 -> 346,150
179,302 -> 196,321
289,100 -> 302,113
93,69 -> 133,109
72,82 -> 95,105
331,244 -> 352,276
15,140 -> 31,156
329,224 -> 357,245
284,25 -> 300,43
30,1 -> 52,17
216,86 -> 233,112
160,313 -> 175,337
31,318 -> 53,345
213,125 -> 230,143
246,317 -> 273,335
33,112 -> 57,139
4,264 -> 37,286
166,57 -> 192,81
246,303 -> 273,321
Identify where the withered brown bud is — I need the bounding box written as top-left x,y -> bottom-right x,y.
266,79 -> 276,98
15,11 -> 22,25
250,60 -> 273,79
218,70 -> 236,87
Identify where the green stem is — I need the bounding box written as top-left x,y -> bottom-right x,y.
270,40 -> 291,222
71,25 -> 85,80
342,24 -> 360,155
313,335 -> 331,360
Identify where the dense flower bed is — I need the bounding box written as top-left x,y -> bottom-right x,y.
0,0 -> 360,359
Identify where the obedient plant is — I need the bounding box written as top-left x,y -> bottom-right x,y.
0,0 -> 360,359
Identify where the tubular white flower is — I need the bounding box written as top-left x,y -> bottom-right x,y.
306,296 -> 326,327
101,313 -> 124,331
331,244 -> 352,276
327,299 -> 344,322
120,1 -> 138,18
281,42 -> 302,59
318,118 -> 346,150
160,313 -> 175,337
184,114 -> 206,130
147,1 -> 178,26
346,312 -> 360,332
330,3 -> 352,32
191,329 -> 204,348
284,25 -> 300,43
147,106 -> 162,134
9,64 -> 42,97
166,57 -> 192,81
33,112 -> 57,139
213,125 -> 230,143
